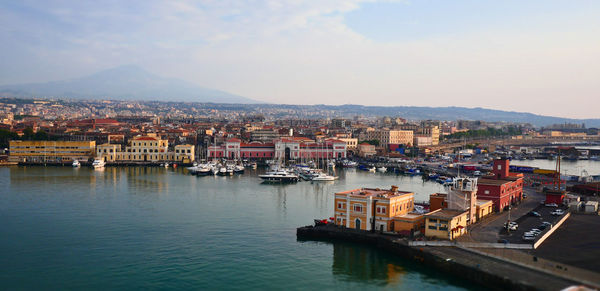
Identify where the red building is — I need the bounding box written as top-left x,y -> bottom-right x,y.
477,159 -> 524,212
207,137 -> 346,160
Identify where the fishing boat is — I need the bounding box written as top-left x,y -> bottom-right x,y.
72,160 -> 81,167
376,166 -> 387,173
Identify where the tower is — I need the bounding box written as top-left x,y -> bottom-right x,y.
447,177 -> 478,224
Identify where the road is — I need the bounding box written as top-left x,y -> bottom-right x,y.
460,186 -> 545,243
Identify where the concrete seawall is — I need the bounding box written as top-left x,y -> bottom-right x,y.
297,225 -> 581,291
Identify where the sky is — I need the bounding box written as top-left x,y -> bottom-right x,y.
1,0 -> 599,119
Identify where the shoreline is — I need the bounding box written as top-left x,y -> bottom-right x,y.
297,225 -> 583,291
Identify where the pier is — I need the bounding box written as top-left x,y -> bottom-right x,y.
297,225 -> 597,290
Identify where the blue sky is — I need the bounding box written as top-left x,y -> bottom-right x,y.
1,0 -> 599,118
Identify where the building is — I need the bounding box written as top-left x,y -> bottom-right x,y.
250,128 -> 281,142
475,200 -> 494,221
208,138 -> 347,161
447,177 -> 478,224
477,159 -> 524,211
424,209 -> 468,240
365,129 -> 413,147
9,140 -> 96,163
357,143 -> 376,157
96,135 -> 195,163
337,138 -> 358,150
334,186 -> 415,232
392,213 -> 425,236
429,193 -> 448,211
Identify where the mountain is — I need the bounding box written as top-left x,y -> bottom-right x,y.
0,65 -> 258,103
320,105 -> 600,127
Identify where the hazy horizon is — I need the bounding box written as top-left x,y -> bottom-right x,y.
1,1 -> 599,119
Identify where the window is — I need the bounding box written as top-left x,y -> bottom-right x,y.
353,204 -> 362,213
428,224 -> 437,230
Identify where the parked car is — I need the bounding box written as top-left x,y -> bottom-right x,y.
530,229 -> 542,235
551,209 -> 565,216
545,203 -> 559,207
529,211 -> 542,217
504,221 -> 518,231
538,224 -> 547,230
522,234 -> 536,241
542,221 -> 552,227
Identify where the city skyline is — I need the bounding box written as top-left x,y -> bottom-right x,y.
1,1 -> 599,119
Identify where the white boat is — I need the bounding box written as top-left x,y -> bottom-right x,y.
368,166 -> 376,173
72,160 -> 81,167
234,165 -> 245,174
91,159 -> 105,168
376,167 -> 387,173
311,172 -> 337,181
163,162 -> 169,168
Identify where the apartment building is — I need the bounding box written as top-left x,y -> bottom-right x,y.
9,140 -> 96,163
365,129 -> 413,146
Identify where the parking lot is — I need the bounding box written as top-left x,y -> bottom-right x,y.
499,203 -> 568,244
531,214 -> 600,273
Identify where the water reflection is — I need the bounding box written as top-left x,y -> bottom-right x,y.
332,242 -> 406,286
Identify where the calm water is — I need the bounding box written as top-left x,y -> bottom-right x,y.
0,166 -> 481,290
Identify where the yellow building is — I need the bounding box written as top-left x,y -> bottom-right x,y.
365,129 -> 413,146
96,135 -> 195,163
334,186 -> 415,232
337,138 -> 358,150
393,213 -> 425,235
424,209 -> 468,240
475,200 -> 494,221
9,140 -> 96,163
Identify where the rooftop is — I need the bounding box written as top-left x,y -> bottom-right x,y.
336,186 -> 413,200
425,209 -> 468,220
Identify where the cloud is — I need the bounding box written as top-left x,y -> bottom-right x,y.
0,0 -> 599,118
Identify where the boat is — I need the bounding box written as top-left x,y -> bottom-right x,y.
376,167 -> 387,173
368,166 -> 376,173
311,172 -> 337,181
342,160 -> 358,168
245,162 -> 257,169
161,162 -> 169,168
72,160 -> 80,167
217,166 -> 232,176
91,159 -> 105,168
259,169 -> 299,182
234,165 -> 245,174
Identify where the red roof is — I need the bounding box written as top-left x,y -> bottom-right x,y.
134,136 -> 159,141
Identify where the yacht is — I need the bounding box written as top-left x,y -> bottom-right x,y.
342,160 -> 358,168
91,159 -> 105,168
234,165 -> 245,174
259,169 -> 299,182
72,160 -> 81,167
376,166 -> 387,173
368,166 -> 376,173
311,172 -> 337,181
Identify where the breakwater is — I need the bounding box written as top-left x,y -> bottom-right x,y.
297,225 -> 580,291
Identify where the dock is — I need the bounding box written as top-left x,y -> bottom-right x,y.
297,225 -> 591,291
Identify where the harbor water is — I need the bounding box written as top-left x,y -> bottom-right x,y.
0,166 -> 482,290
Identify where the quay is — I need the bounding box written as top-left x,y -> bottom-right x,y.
297,225 -> 587,291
